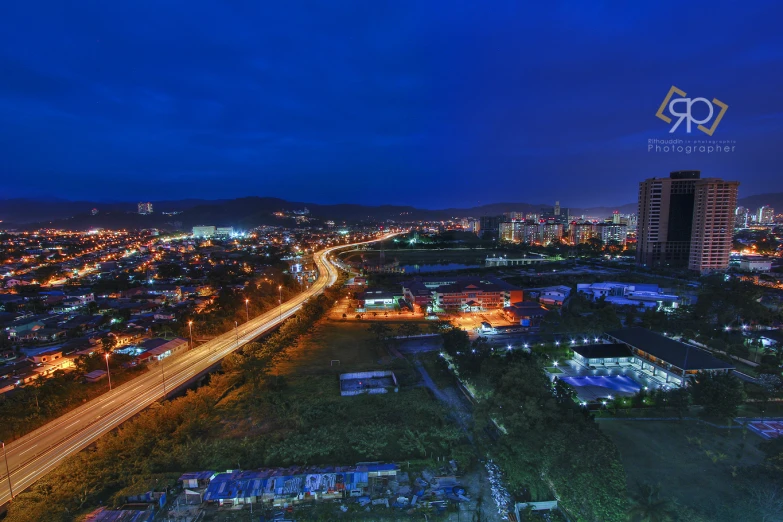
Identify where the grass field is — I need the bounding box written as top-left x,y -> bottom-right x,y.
273,319 -> 427,387
599,420 -> 766,520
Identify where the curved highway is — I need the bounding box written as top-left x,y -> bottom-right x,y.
0,233 -> 397,506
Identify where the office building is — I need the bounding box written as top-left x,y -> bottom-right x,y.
137,202 -> 153,215
637,171 -> 699,268
479,215 -> 503,238
637,171 -> 738,271
215,227 -> 234,237
688,179 -> 739,272
192,226 -> 217,238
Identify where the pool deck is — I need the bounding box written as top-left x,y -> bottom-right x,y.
546,359 -> 675,402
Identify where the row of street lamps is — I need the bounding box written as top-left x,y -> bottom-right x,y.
3,279 -> 300,504
102,285 -> 287,403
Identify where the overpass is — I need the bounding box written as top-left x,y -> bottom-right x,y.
0,233 -> 398,507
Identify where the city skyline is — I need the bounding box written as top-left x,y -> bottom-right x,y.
1,2 -> 782,207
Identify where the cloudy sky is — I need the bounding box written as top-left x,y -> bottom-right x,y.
1,1 -> 781,208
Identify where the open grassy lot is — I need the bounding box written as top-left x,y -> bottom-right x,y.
275,319 -> 430,383
599,420 -> 766,520
275,319 -> 385,375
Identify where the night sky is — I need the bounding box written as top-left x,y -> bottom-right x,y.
1,2 -> 781,208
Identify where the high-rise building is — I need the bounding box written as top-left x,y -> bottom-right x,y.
757,205 -> 775,224
479,215 -> 503,238
541,201 -> 569,224
539,222 -> 564,245
637,171 -> 738,272
689,180 -> 739,272
498,222 -> 517,242
138,202 -> 153,214
734,206 -> 749,228
569,221 -> 596,245
503,211 -> 524,221
637,171 -> 700,268
595,223 -> 629,246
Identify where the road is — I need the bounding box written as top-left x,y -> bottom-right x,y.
0,233 -> 398,507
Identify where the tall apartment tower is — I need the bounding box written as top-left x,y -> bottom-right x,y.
637,171 -> 738,272
637,171 -> 700,268
688,179 -> 739,272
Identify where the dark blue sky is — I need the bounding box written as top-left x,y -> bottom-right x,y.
1,1 -> 781,208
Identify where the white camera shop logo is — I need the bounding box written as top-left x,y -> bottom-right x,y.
655,86 -> 728,136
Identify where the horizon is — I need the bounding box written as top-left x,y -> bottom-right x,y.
2,2 -> 782,207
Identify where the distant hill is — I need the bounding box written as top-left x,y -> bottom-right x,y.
0,192 -> 777,231
738,193 -> 783,213
0,198 -> 227,224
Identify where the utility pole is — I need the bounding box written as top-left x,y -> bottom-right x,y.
1,441 -> 12,501
105,353 -> 112,391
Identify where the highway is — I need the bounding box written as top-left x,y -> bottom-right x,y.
0,233 -> 397,507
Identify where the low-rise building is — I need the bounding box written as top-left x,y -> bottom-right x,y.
537,285 -> 571,306
137,337 -> 189,362
605,328 -> 734,386
577,282 -> 680,310
572,344 -> 634,368
202,463 -> 399,507
356,289 -> 399,310
503,301 -> 549,327
402,276 -> 522,314
739,255 -> 773,272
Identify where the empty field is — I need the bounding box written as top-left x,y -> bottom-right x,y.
599,420 -> 766,521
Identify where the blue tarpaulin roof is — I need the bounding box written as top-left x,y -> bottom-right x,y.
201,464 -> 398,500
179,471 -> 215,482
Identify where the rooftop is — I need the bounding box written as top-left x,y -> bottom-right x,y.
607,328 -> 734,371
572,343 -> 631,359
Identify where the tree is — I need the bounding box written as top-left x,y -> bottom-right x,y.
367,322 -> 392,344
441,327 -> 471,356
627,482 -> 676,522
100,336 -> 117,354
397,322 -> 420,338
690,372 -> 746,419
666,387 -> 691,418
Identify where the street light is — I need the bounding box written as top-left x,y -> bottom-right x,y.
235,321 -> 239,347
1,440 -> 12,501
188,320 -> 194,349
105,353 -> 112,391
278,285 -> 283,323
245,299 -> 250,323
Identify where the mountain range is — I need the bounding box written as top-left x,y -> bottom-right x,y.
0,193 -> 780,231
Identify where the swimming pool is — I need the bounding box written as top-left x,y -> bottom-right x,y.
560,375 -> 641,395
